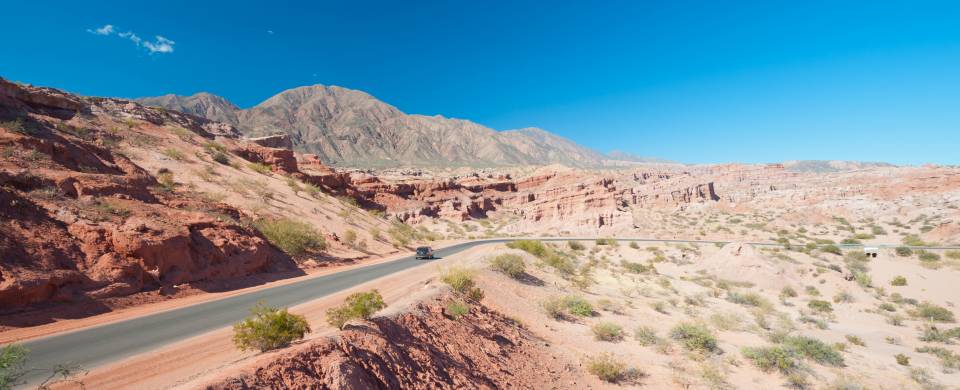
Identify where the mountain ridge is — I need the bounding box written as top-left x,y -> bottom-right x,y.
136,85 -> 655,168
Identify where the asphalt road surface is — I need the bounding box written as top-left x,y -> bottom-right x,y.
12,237 -> 959,386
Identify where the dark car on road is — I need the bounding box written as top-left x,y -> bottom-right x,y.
415,246 -> 434,259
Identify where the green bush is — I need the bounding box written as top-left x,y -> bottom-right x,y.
567,241 -> 585,250
325,290 -> 386,329
254,218 -> 326,256
890,276 -> 907,286
895,246 -> 914,257
911,302 -> 955,322
844,334 -> 865,347
902,235 -> 926,246
808,299 -> 833,313
595,238 -> 617,246
0,344 -> 29,389
542,295 -> 594,319
506,240 -> 548,257
445,300 -> 470,319
634,326 -> 659,346
440,267 -> 484,301
821,244 -> 842,255
742,345 -> 801,374
784,336 -> 844,366
916,346 -> 960,370
726,291 -> 770,308
490,254 -> 526,279
670,323 -> 718,353
585,353 -> 630,383
233,302 -> 311,351
918,251 -> 941,262
592,322 -> 624,342
629,241 -> 640,249
211,151 -> 230,164
621,260 -> 652,274
895,353 -> 910,366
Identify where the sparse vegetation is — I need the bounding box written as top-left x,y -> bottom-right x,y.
254,218 -> 326,256
0,344 -> 29,389
634,326 -> 660,346
247,162 -> 272,174
490,254 -> 526,279
325,290 -> 386,329
585,353 -> 635,383
233,302 -> 311,352
567,241 -> 585,250
807,299 -> 833,313
670,322 -> 718,353
591,322 -> 625,342
440,267 -> 484,301
444,300 -> 470,319
895,246 -> 913,257
895,353 -> 910,366
890,275 -> 907,286
542,295 -> 594,319
910,301 -> 955,322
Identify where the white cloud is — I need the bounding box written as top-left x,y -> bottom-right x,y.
87,24 -> 114,35
267,30 -> 275,35
88,24 -> 175,54
143,36 -> 175,54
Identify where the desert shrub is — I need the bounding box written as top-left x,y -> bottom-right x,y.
780,286 -> 798,299
387,222 -> 416,246
156,171 -> 176,192
0,344 -> 29,389
567,241 -> 585,250
821,244 -> 842,255
585,353 -> 630,383
807,299 -> 833,313
910,301 -> 955,322
592,322 -> 625,342
563,295 -> 594,317
163,147 -> 186,161
233,302 -> 311,351
853,272 -> 872,288
902,234 -> 926,247
805,286 -> 821,297
490,254 -> 525,279
620,260 -> 652,274
506,239 -> 547,257
917,251 -> 941,262
325,290 -> 386,329
440,267 -> 484,301
890,276 -> 907,286
895,246 -> 913,257
634,326 -> 659,346
742,345 -> 801,374
595,238 -> 617,246
254,218 -> 326,256
946,250 -> 960,260
542,297 -> 566,319
303,183 -> 321,197
833,291 -> 854,304
542,252 -> 576,275
844,334 -> 865,347
629,241 -> 640,249
879,302 -> 897,312
247,162 -> 272,174
895,353 -> 910,366
785,336 -> 845,366
343,229 -> 358,248
916,346 -> 960,370
670,323 -> 718,353
726,291 -> 770,308
445,300 -> 470,319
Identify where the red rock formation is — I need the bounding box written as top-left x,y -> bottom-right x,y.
0,79 -> 295,309
208,297 -> 580,390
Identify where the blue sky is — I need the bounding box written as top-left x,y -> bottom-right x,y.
2,1 -> 959,165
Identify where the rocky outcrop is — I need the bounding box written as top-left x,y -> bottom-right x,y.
247,133 -> 293,150
208,297 -> 580,390
231,143 -> 299,174
0,79 -> 294,309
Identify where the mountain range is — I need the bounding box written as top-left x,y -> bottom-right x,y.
137,85 -> 635,168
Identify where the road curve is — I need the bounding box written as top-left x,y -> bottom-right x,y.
12,237 -> 959,386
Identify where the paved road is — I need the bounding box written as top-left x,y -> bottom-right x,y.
11,237 -> 959,386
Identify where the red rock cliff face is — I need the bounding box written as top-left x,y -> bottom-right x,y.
0,79 -> 295,309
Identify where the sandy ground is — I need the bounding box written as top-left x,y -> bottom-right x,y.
467,241 -> 960,389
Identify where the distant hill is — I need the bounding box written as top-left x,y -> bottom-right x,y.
137,86 -> 607,168
781,160 -> 896,173
605,150 -> 674,164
